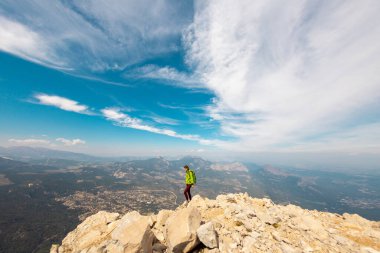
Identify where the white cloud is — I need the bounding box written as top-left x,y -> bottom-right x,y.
8,137 -> 86,147
0,0 -> 192,72
101,107 -> 217,144
149,115 -> 180,126
8,138 -> 50,145
30,92 -> 216,145
34,94 -> 90,114
184,0 -> 380,153
284,123 -> 380,154
0,16 -> 65,68
101,108 -> 127,121
56,138 -> 86,146
126,64 -> 203,88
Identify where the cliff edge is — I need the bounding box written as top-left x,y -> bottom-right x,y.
50,193 -> 380,253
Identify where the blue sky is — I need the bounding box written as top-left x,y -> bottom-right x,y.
1,0 -> 380,167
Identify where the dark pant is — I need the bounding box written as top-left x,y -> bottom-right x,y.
184,184 -> 192,201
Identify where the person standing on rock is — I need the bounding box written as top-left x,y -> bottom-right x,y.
183,165 -> 196,202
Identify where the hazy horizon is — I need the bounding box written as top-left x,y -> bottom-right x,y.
2,145 -> 380,174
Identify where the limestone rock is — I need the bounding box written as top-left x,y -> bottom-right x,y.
188,195 -> 208,209
111,211 -> 156,253
156,209 -> 174,227
202,248 -> 220,253
58,211 -> 120,252
152,242 -> 167,253
166,206 -> 202,253
52,193 -> 380,253
197,221 -> 218,248
280,243 -> 301,253
152,209 -> 174,243
49,244 -> 59,253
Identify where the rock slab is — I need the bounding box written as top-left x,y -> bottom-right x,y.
111,211 -> 156,253
197,221 -> 218,248
166,206 -> 202,253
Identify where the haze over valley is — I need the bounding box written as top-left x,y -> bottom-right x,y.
0,147 -> 379,252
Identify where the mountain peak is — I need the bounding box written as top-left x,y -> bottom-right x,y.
263,165 -> 290,177
50,193 -> 380,253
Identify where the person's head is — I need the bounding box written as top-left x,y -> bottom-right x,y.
184,165 -> 189,171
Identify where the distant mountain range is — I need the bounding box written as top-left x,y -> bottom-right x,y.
0,146 -> 150,163
0,146 -> 97,161
0,146 -> 250,171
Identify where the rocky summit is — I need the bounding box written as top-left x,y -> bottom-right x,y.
50,193 -> 380,253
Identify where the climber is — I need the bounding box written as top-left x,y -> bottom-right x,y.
183,165 -> 196,202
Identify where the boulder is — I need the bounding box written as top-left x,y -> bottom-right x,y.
49,244 -> 59,253
197,222 -> 218,248
153,209 -> 174,242
166,206 -> 202,253
111,211 -> 156,253
152,242 -> 167,253
59,211 -> 120,252
188,195 -> 208,209
156,209 -> 174,227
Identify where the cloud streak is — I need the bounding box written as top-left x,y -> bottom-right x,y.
101,107 -> 216,144
184,0 -> 380,153
8,138 -> 50,145
0,0 -> 193,73
8,137 -> 86,146
34,94 -> 91,114
0,16 -> 66,69
56,138 -> 86,146
125,64 -> 203,89
29,92 -> 217,145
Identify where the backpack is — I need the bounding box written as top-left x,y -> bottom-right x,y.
191,170 -> 197,184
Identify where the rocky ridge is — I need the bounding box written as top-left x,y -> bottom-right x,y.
51,193 -> 380,253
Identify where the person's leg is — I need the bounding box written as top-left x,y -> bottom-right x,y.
188,185 -> 192,200
184,185 -> 190,201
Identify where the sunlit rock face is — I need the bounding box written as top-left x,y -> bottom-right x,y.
51,193 -> 380,253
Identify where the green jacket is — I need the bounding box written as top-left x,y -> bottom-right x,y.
185,169 -> 196,185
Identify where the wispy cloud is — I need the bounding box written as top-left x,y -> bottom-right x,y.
8,138 -> 50,145
101,107 -> 216,144
157,102 -> 205,111
56,138 -> 86,146
30,92 -> 219,145
0,0 -> 193,73
284,123 -> 380,154
0,16 -> 66,69
184,0 -> 380,153
34,94 -> 91,114
8,137 -> 86,147
101,107 -> 193,139
157,102 -> 219,130
126,64 -> 203,88
148,115 -> 180,126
